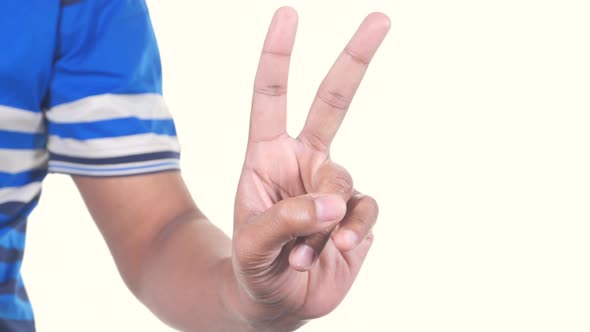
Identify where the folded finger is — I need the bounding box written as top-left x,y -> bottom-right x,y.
333,192 -> 379,252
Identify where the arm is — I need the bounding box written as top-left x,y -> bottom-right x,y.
70,7 -> 389,332
73,172 -> 246,331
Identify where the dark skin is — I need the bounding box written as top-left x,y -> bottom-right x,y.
74,7 -> 390,332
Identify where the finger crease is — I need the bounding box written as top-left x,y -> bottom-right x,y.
316,90 -> 351,111
343,47 -> 370,65
254,85 -> 288,97
300,131 -> 330,153
249,131 -> 288,144
261,50 -> 292,58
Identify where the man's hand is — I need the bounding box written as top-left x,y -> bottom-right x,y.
227,7 -> 390,330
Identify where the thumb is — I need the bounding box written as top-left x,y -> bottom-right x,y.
233,194 -> 346,270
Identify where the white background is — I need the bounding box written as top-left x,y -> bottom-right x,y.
22,0 -> 590,331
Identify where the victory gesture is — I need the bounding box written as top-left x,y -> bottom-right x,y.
228,7 -> 390,330
11,2 -> 390,331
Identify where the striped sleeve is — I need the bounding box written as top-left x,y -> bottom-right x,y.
44,0 -> 180,177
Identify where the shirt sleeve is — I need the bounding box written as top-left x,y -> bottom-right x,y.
43,0 -> 180,176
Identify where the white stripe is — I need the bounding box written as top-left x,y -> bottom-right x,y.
47,133 -> 180,158
0,182 -> 42,204
49,161 -> 180,177
49,158 -> 179,171
0,105 -> 45,133
46,93 -> 172,123
0,149 -> 48,173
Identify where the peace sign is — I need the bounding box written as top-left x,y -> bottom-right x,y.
230,7 -> 389,328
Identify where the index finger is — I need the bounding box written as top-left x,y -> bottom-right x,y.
249,7 -> 298,143
298,12 -> 390,152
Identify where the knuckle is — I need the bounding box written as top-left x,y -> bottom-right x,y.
316,87 -> 352,111
347,196 -> 379,235
352,214 -> 373,236
314,163 -> 354,197
328,172 -> 354,198
363,196 -> 380,218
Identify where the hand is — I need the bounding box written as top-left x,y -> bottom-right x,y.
229,7 -> 390,330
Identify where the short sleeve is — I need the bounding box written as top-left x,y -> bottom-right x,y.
44,0 -> 180,176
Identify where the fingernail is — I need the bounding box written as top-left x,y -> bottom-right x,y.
314,195 -> 345,222
292,244 -> 315,270
343,230 -> 358,248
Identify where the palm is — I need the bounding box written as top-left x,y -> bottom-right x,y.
230,7 -> 389,325
236,136 -> 367,318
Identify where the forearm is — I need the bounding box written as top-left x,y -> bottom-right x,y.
131,209 -> 243,331
131,209 -> 305,332
75,174 -> 254,331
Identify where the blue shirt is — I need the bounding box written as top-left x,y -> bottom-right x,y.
0,1 -> 180,330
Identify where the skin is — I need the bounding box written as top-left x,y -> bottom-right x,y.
73,7 -> 390,332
